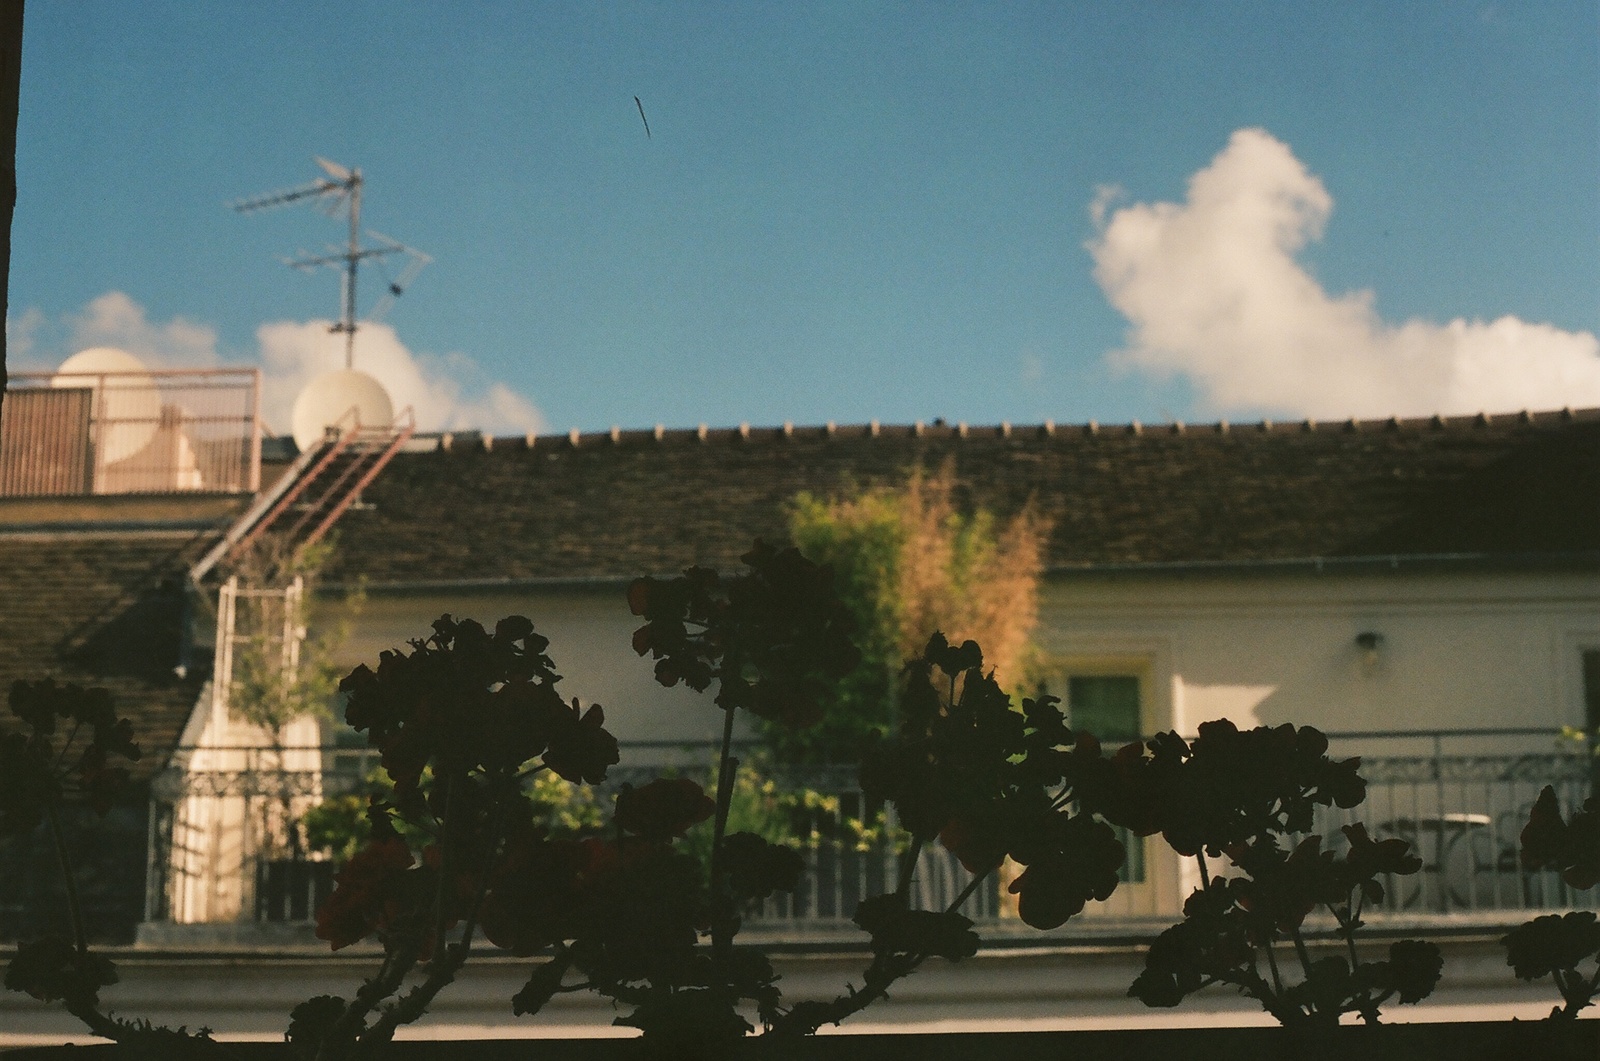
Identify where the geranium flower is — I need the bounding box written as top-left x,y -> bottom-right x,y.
315,836 -> 415,950
614,778 -> 715,840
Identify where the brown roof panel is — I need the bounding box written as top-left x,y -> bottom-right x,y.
321,410 -> 1600,585
0,531 -> 213,777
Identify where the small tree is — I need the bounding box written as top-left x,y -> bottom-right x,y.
222,537 -> 362,863
225,537 -> 359,740
784,459 -> 1048,761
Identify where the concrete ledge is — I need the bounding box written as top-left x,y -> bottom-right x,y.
0,934 -> 1572,1045
133,921 -> 328,950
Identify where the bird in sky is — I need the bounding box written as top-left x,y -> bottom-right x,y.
635,96 -> 651,139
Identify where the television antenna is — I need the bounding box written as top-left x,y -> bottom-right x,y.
232,157 -> 431,370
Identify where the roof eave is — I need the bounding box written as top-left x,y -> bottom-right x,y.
324,551 -> 1600,595
1043,551 -> 1600,579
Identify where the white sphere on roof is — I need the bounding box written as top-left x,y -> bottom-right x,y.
51,346 -> 161,463
55,345 -> 151,379
291,369 -> 394,452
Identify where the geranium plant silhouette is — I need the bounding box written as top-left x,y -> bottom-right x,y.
769,631 -> 1131,1035
285,540 -> 877,1059
0,680 -> 214,1053
287,611 -> 622,1058
1119,721 -> 1445,1026
1501,787 -> 1600,1019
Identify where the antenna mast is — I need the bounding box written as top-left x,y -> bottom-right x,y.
233,158 -> 430,370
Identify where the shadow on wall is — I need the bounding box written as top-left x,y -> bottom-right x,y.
64,576 -> 189,685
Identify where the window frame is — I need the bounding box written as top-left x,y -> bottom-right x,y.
1029,642 -> 1177,912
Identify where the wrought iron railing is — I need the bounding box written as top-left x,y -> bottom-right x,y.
144,743 -> 1000,929
143,730 -> 1594,931
1307,728 -> 1596,916
0,368 -> 261,497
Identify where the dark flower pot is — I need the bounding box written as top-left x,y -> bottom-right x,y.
3,1022 -> 1595,1061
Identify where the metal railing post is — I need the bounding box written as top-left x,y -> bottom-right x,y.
1433,732 -> 1447,911
143,792 -> 159,923
247,368 -> 263,493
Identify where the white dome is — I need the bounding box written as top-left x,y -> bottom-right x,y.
52,347 -> 160,463
291,369 -> 394,452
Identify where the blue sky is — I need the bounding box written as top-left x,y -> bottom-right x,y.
8,2 -> 1598,435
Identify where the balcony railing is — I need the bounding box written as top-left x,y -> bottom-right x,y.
1309,728 -> 1596,916
0,368 -> 261,497
143,730 -> 1594,933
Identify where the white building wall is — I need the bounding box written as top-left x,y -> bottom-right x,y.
1036,567 -> 1600,737
321,569 -> 1600,748
166,708 -> 325,924
1035,566 -> 1600,915
327,585 -> 732,747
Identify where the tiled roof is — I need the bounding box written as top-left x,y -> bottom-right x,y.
0,530 -> 213,778
321,409 -> 1600,586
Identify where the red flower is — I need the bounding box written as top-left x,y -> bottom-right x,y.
938,811 -> 1009,875
543,699 -> 620,785
479,836 -> 622,956
614,778 -> 715,840
315,836 -> 414,950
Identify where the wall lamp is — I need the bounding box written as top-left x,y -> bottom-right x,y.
1355,631 -> 1385,664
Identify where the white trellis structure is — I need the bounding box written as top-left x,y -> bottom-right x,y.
154,575 -> 329,924
211,575 -> 304,731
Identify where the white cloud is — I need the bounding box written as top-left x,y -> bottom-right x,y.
1087,128 -> 1600,418
67,291 -> 222,368
256,318 -> 546,437
8,293 -> 221,373
6,291 -> 546,438
1019,349 -> 1044,385
5,306 -> 45,363
1088,184 -> 1124,230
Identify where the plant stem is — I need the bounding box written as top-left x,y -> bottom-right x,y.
1339,918 -> 1384,1024
946,858 -> 1003,914
1565,965 -> 1600,1019
428,772 -> 457,956
1330,907 -> 1358,968
1291,928 -> 1315,982
44,803 -> 88,955
43,750 -> 235,1056
314,940 -> 421,1061
51,720 -> 82,773
363,931 -> 475,1043
1196,852 -> 1211,891
769,950 -> 921,1036
895,836 -> 924,901
708,702 -> 740,959
364,772 -> 518,1046
1339,893 -> 1388,1023
60,998 -> 121,1041
711,704 -> 739,851
1263,942 -> 1284,996
769,857 -> 1004,1038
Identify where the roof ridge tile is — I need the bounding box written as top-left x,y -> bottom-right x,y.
461,405 -> 1600,453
